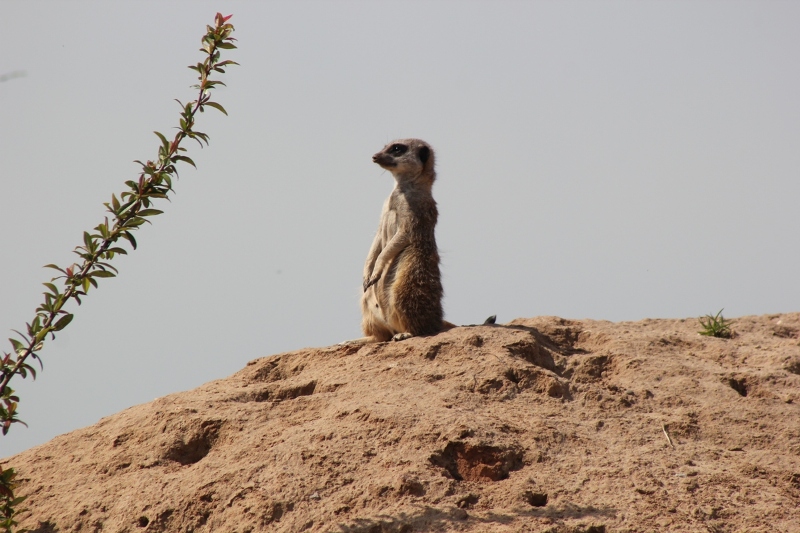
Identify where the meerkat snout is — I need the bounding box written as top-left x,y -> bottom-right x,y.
372,142 -> 434,181
372,143 -> 407,168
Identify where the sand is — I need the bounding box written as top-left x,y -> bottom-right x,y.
7,313 -> 800,532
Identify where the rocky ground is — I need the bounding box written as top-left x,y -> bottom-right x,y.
6,313 -> 800,532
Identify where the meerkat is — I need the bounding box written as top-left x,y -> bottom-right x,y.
353,138 -> 450,343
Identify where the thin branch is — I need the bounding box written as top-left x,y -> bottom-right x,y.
662,423 -> 675,449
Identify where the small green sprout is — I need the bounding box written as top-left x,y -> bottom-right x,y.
698,309 -> 734,339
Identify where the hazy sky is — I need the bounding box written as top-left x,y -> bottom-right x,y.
2,1 -> 798,456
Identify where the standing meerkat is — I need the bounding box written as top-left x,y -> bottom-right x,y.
356,138 -> 450,343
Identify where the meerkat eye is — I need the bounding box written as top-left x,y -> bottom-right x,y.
389,144 -> 408,156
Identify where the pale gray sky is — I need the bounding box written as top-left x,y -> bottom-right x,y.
2,1 -> 798,456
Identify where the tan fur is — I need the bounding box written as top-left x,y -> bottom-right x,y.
354,139 -> 447,343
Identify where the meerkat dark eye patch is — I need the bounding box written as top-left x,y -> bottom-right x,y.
389,144 -> 408,156
417,146 -> 430,165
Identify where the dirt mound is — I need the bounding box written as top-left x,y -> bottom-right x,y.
7,314 -> 800,532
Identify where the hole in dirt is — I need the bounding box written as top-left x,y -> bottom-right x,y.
245,388 -> 273,402
503,340 -> 556,372
423,342 -> 450,359
397,476 -> 425,497
476,377 -> 505,394
429,442 -> 523,482
539,321 -> 583,346
728,377 -> 748,397
503,368 -> 569,398
773,326 -> 799,339
164,420 -> 222,465
569,355 -> 610,382
523,490 -> 548,507
263,502 -> 286,523
238,380 -> 318,403
30,521 -> 58,533
463,334 -> 484,347
456,493 -> 479,509
273,380 -> 317,401
246,356 -> 307,383
511,322 -> 589,357
152,509 -> 174,529
137,516 -> 149,527
784,359 -> 800,375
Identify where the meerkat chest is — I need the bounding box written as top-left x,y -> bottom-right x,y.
379,195 -> 408,242
379,208 -> 399,243
389,189 -> 436,238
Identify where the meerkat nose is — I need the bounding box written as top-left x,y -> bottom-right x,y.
372,154 -> 380,162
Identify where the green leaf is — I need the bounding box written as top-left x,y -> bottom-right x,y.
154,130 -> 169,148
42,283 -> 60,295
137,209 -> 164,217
52,314 -> 74,332
90,271 -> 116,278
9,338 -> 26,355
33,326 -> 53,344
82,277 -> 91,293
43,264 -> 67,275
94,261 -> 118,273
122,231 -> 138,249
125,217 -> 147,227
203,101 -> 228,115
172,155 -> 197,168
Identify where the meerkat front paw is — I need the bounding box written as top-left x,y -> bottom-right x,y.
391,332 -> 414,342
363,275 -> 381,292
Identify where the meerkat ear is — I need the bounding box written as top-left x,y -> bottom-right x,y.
418,146 -> 430,165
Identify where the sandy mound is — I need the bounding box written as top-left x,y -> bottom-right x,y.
7,314 -> 800,532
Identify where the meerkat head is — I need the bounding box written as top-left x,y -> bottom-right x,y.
373,138 -> 436,186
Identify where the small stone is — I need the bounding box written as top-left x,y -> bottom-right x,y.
449,507 -> 468,520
